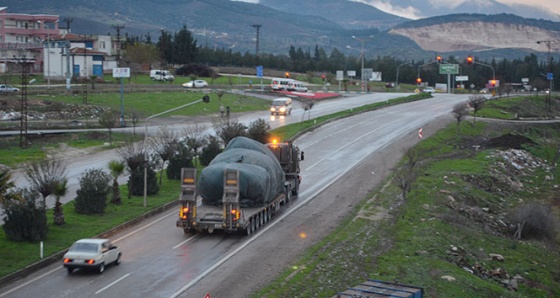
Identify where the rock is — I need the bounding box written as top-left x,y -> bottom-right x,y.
415,250 -> 429,256
508,278 -> 518,291
489,253 -> 504,261
441,275 -> 456,281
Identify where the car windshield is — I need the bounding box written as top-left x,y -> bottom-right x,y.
70,242 -> 98,253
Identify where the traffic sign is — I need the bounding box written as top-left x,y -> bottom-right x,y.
112,67 -> 130,78
547,72 -> 553,80
336,70 -> 344,81
418,128 -> 423,139
439,64 -> 459,75
455,75 -> 469,82
256,66 -> 263,78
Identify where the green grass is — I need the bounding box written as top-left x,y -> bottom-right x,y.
40,91 -> 270,120
0,132 -> 143,168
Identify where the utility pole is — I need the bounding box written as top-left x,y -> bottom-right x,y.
14,55 -> 33,148
251,24 -> 261,66
537,40 -> 553,113
352,35 -> 374,92
112,24 -> 125,67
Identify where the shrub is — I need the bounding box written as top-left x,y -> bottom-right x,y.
2,189 -> 48,242
166,143 -> 194,180
127,165 -> 159,196
199,135 -> 222,166
247,118 -> 271,144
508,202 -> 558,241
175,63 -> 218,77
74,169 -> 111,215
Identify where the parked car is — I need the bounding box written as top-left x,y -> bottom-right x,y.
270,97 -> 292,115
286,81 -> 308,92
0,84 -> 19,92
422,87 -> 435,93
182,80 -> 208,88
63,238 -> 122,274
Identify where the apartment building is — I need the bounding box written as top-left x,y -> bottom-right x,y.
0,7 -> 118,80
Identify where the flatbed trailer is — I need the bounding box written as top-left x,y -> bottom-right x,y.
176,168 -> 288,235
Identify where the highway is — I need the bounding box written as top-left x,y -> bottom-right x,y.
0,93 -> 470,298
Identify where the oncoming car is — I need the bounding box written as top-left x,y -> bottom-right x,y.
270,97 -> 292,115
63,238 -> 122,274
422,87 -> 435,93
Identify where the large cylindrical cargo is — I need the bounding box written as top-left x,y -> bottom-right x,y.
198,137 -> 286,207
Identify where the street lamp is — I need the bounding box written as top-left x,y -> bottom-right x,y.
142,96 -> 210,206
352,35 -> 374,91
537,40 -> 553,113
396,61 -> 411,90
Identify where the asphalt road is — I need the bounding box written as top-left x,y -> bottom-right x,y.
0,93 -> 469,297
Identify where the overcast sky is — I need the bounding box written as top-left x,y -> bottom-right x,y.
234,0 -> 560,19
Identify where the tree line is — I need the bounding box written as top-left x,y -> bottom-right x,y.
121,26 -> 557,90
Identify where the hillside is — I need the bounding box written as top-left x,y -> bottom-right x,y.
389,14 -> 560,54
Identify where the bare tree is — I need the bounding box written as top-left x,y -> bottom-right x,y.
247,118 -> 271,144
98,109 -> 120,145
0,167 -> 17,206
23,158 -> 67,215
182,124 -> 208,166
452,102 -> 469,130
129,109 -> 142,137
117,140 -> 146,198
214,119 -> 247,146
392,147 -> 422,203
151,126 -> 178,185
468,95 -> 486,123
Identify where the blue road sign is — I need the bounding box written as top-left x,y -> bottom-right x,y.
256,66 -> 263,78
547,72 -> 553,80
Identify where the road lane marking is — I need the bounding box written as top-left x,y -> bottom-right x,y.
95,273 -> 130,294
112,209 -> 176,243
172,234 -> 199,250
0,267 -> 61,297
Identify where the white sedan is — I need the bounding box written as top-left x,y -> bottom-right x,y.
182,80 -> 208,88
63,238 -> 122,274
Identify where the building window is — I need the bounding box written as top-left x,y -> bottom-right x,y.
100,41 -> 106,49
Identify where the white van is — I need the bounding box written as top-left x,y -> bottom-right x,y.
150,70 -> 175,81
270,97 -> 292,115
270,78 -> 295,91
287,81 -> 308,92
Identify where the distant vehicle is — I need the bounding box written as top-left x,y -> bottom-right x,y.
286,81 -> 308,92
270,97 -> 292,115
182,80 -> 208,88
150,69 -> 175,81
63,238 -> 122,274
423,87 -> 435,93
0,84 -> 19,92
270,78 -> 295,91
480,88 -> 489,94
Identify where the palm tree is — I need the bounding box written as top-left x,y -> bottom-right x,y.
108,160 -> 125,205
52,179 -> 68,225
0,167 -> 16,205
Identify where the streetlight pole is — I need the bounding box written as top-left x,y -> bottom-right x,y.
537,40 -> 553,113
143,98 -> 208,206
352,35 -> 373,92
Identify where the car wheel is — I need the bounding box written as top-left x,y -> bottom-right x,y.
115,253 -> 122,265
67,267 -> 74,274
98,263 -> 105,274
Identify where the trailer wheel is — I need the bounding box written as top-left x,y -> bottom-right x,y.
246,219 -> 253,235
